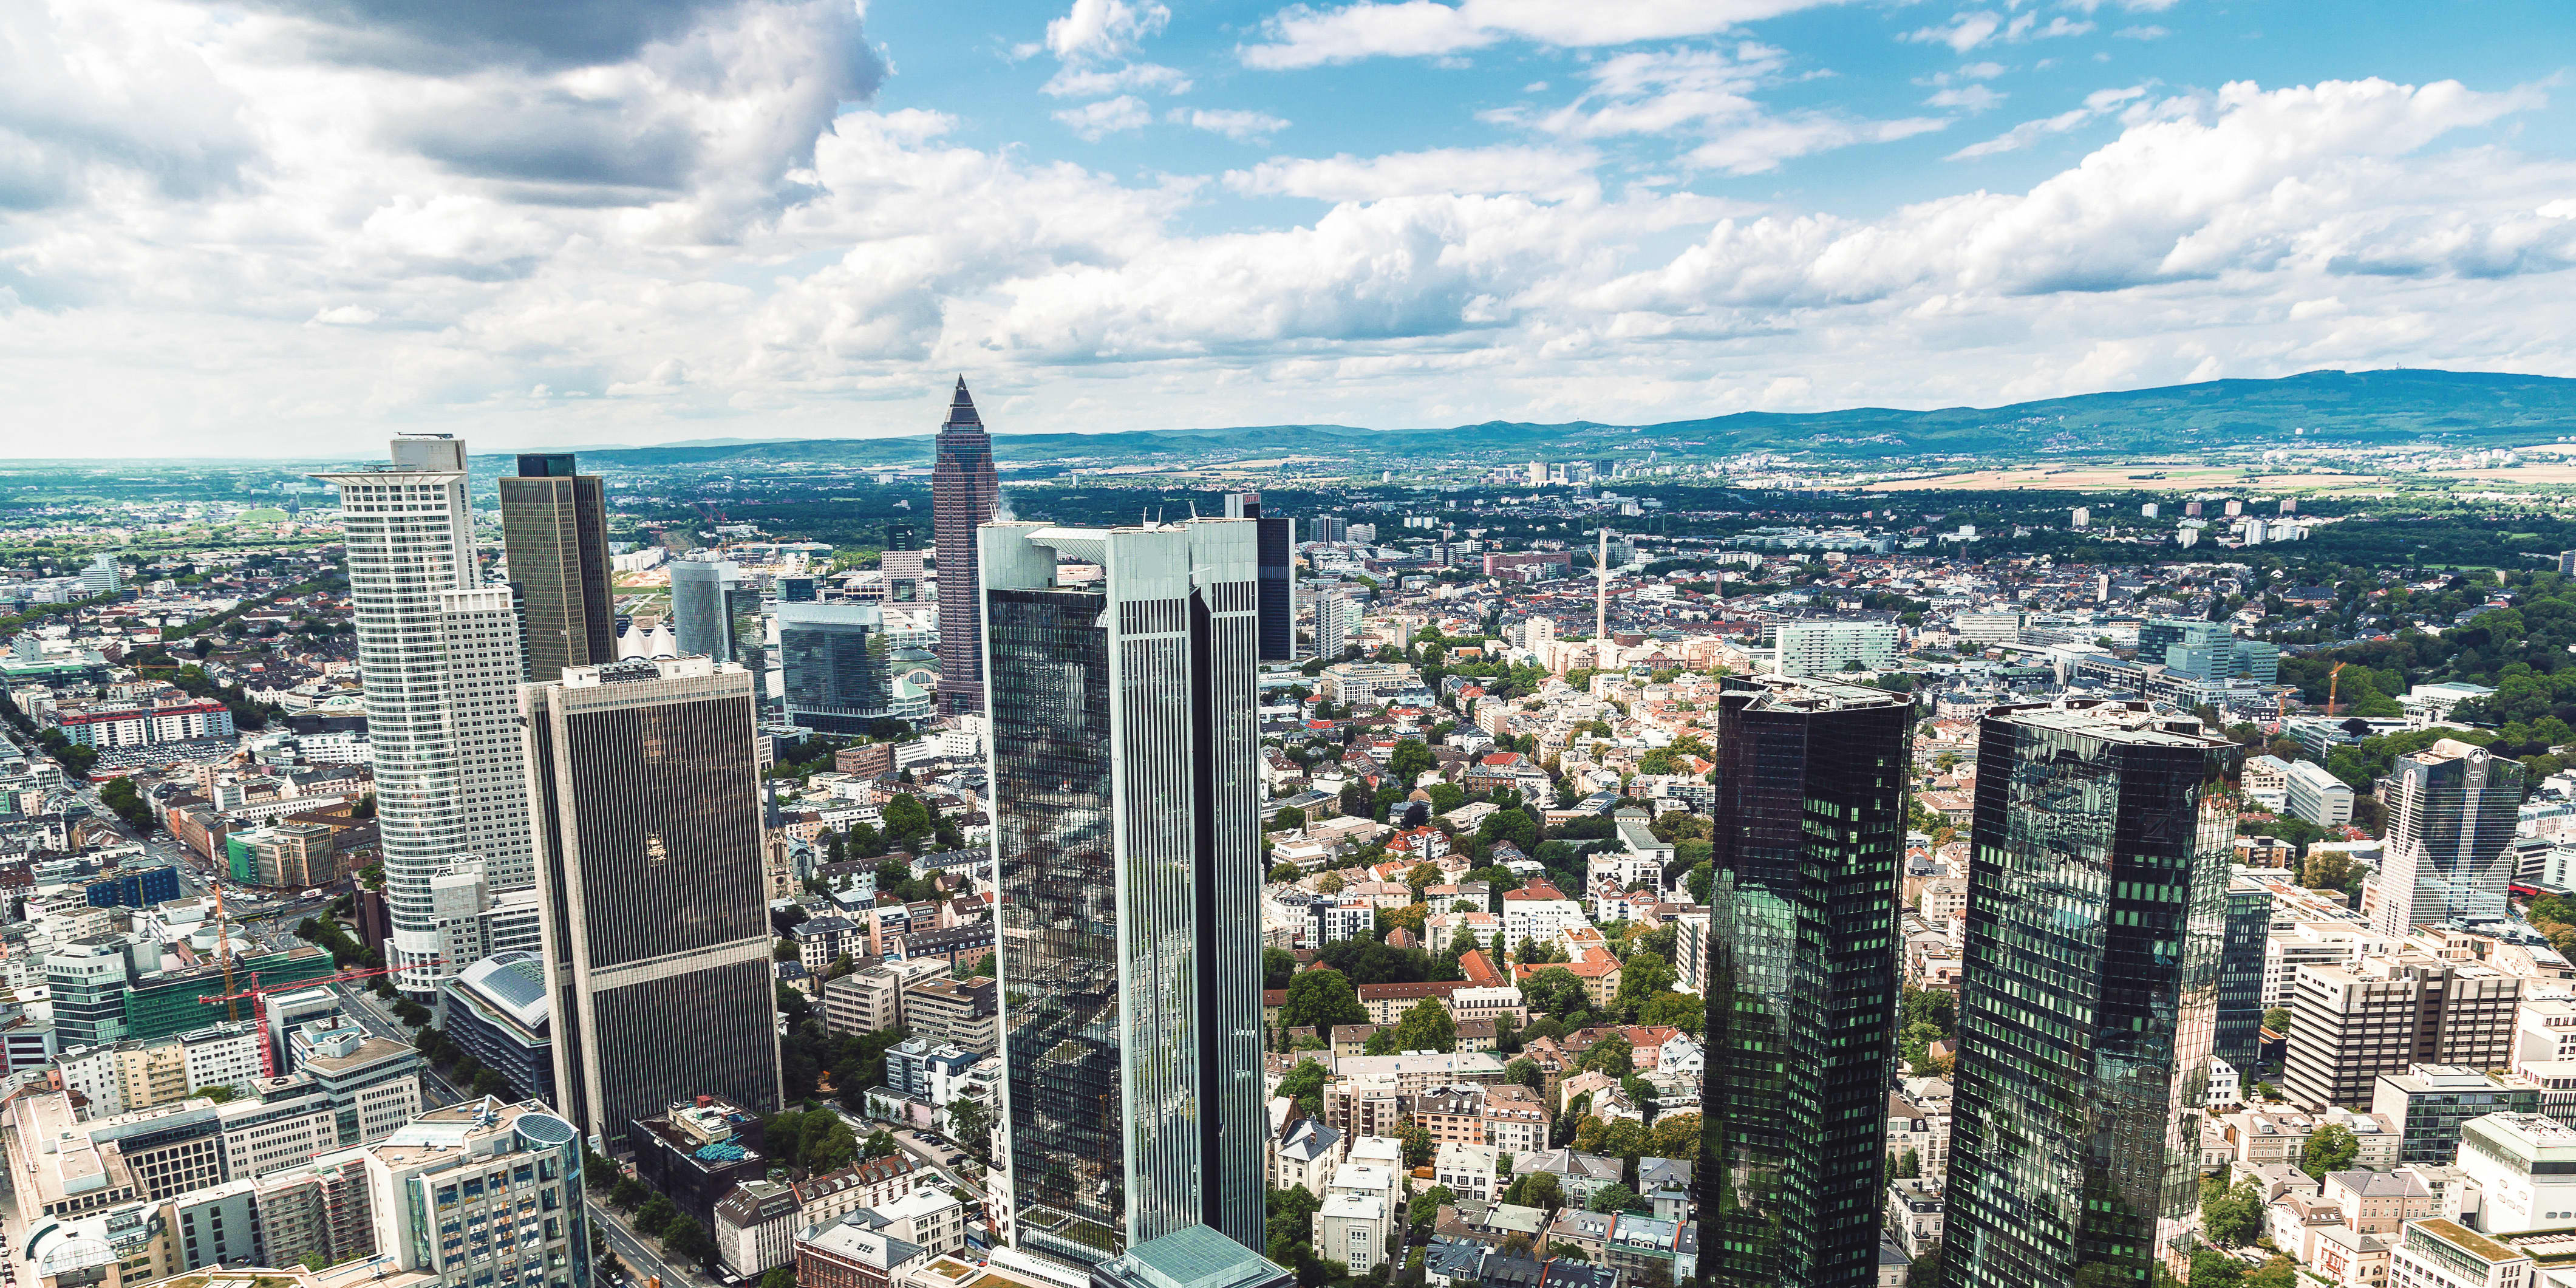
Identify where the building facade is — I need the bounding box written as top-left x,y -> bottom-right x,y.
1699,675 -> 1911,1288
933,378 -> 999,715
313,437 -> 537,997
979,519 -> 1267,1264
1221,492 -> 1297,661
1943,700 -> 2237,1287
522,657 -> 783,1148
778,603 -> 899,732
2373,739 -> 2525,935
499,453 -> 615,685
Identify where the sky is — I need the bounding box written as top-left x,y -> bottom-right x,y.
2,0 -> 2574,458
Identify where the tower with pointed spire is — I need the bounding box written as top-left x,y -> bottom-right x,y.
933,377 -> 1000,714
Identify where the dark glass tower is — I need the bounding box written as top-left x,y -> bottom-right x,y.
522,656 -> 783,1150
2213,876 -> 2271,1072
499,453 -> 614,684
935,378 -> 1000,714
979,518 -> 1266,1266
777,602 -> 893,732
1700,675 -> 1910,1288
1944,700 -> 2237,1288
1221,492 -> 1296,661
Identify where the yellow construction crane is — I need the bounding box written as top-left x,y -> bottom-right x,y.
2326,661 -> 2349,718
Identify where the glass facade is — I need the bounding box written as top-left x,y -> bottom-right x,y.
526,661 -> 782,1149
984,521 -> 1268,1269
498,456 -> 613,686
778,604 -> 893,732
1945,702 -> 2237,1288
2214,880 -> 2271,1071
1701,676 -> 1909,1288
669,559 -> 737,662
989,586 -> 1126,1262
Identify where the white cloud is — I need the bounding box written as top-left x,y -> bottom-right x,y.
1052,95 -> 1155,140
1902,10 -> 2093,53
1926,85 -> 2006,112
2115,25 -> 2170,39
1172,108 -> 1293,141
1046,0 -> 1171,61
1043,62 -> 1191,98
1513,46 -> 1946,175
1224,146 -> 1598,200
1237,0 -> 1849,70
1948,84 -> 2146,158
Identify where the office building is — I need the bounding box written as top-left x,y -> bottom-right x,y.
1222,492 -> 1297,661
313,437 -> 537,997
1699,675 -> 1911,1287
777,602 -> 897,732
2374,1066 -> 2541,1167
978,518 -> 1267,1264
669,556 -> 763,668
2214,876 -> 2273,1072
2135,617 -> 2279,685
344,1098 -> 592,1288
1772,620 -> 1897,677
2456,1112 -> 2576,1234
81,554 -> 122,598
933,377 -> 999,715
522,656 -> 783,1149
2373,739 -> 2525,935
440,952 -> 554,1105
1314,590 -> 1353,662
1944,700 -> 2237,1287
499,453 -> 615,684
2283,760 -> 2355,828
2283,954 -> 2523,1109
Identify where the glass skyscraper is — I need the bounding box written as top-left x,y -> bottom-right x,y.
1700,675 -> 1910,1288
2371,738 -> 2524,935
1221,492 -> 1296,661
498,452 -> 613,685
1944,700 -> 2237,1288
978,518 -> 1266,1267
776,602 -> 894,732
669,556 -> 740,662
521,656 -> 783,1150
2214,876 -> 2272,1072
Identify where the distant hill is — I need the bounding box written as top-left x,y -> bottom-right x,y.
489,368 -> 2576,470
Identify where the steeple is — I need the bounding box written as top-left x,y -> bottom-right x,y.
944,375 -> 983,429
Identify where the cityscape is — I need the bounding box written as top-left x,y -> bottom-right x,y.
7,4 -> 2576,1288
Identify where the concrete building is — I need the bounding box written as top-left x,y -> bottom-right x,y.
2454,1112 -> 2576,1234
314,437 -> 536,997
2285,760 -> 2356,828
2285,955 -> 2523,1110
1772,621 -> 1898,678
2373,1066 -> 2541,1167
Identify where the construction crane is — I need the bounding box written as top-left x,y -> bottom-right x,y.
198,959 -> 443,1078
2326,661 -> 2350,717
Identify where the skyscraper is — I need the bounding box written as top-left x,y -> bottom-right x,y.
2213,876 -> 2272,1073
498,453 -> 613,684
1700,675 -> 1910,1288
521,656 -> 782,1149
1312,589 -> 1352,662
1221,492 -> 1297,661
1944,700 -> 2236,1287
313,437 -> 536,998
669,556 -> 741,661
2371,738 -> 2524,935
934,378 -> 999,714
978,518 -> 1266,1266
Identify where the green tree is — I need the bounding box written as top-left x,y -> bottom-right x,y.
1391,740 -> 1439,783
2302,1123 -> 2359,1179
2261,1006 -> 2292,1034
1578,1035 -> 1634,1078
1278,1059 -> 1330,1117
610,1176 -> 648,1211
1399,1119 -> 1434,1167
762,1268 -> 799,1288
948,1097 -> 992,1154
632,1193 -> 678,1237
1521,967 -> 1589,1018
1646,1114 -> 1702,1161
1587,1183 -> 1639,1213
1611,952 -> 1677,1020
1272,806 -> 1307,833
1280,967 -> 1369,1030
1894,1148 -> 1920,1179
1635,992 -> 1702,1035
1518,1171 -> 1562,1211
663,1215 -> 714,1266
1264,948 -> 1300,990
2201,1179 -> 2265,1247
862,1130 -> 900,1161
1389,998 -> 1459,1052
1504,1057 -> 1542,1091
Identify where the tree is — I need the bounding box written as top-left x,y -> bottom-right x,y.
1398,1119 -> 1434,1167
1518,1171 -> 1562,1211
1894,1148 -> 1920,1179
1391,740 -> 1439,783
611,1176 -> 649,1211
1280,968 -> 1369,1031
862,1130 -> 900,1161
1389,999 -> 1459,1053
1504,1057 -> 1542,1091
663,1215 -> 714,1266
1635,992 -> 1702,1036
1521,967 -> 1589,1018
632,1193 -> 678,1237
1408,1185 -> 1456,1229
1610,953 -> 1677,1020
2187,1249 -> 2247,1288
1587,1183 -> 1639,1214
1906,1244 -> 1943,1288
1264,948 -> 1300,990
1578,1036 -> 1634,1078
2261,1006 -> 2292,1034
948,1097 -> 992,1154
1315,871 -> 1346,895
2302,1123 -> 2359,1179
1278,1059 -> 1329,1117
2201,1179 -> 2265,1248
762,1268 -> 799,1288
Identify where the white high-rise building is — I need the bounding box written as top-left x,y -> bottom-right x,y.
1314,588 -> 1354,661
313,437 -> 536,998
